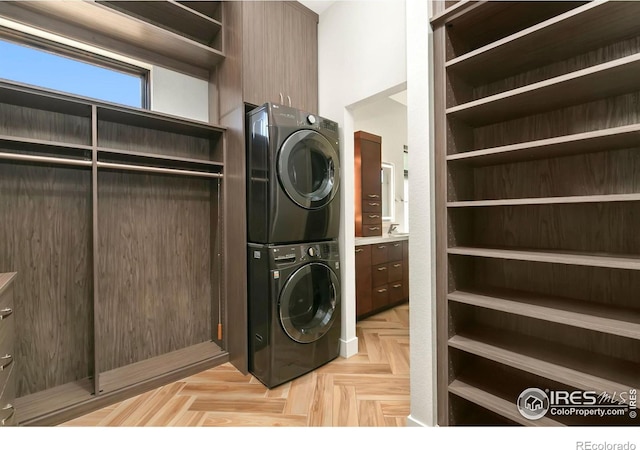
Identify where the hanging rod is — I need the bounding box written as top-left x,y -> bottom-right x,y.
0,151 -> 92,167
97,161 -> 223,179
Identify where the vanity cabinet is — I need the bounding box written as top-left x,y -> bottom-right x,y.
242,1 -> 318,113
0,273 -> 16,427
355,239 -> 408,320
355,131 -> 383,237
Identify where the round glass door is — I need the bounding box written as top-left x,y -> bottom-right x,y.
279,262 -> 340,344
277,130 -> 340,210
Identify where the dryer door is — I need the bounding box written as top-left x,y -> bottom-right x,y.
279,262 -> 340,344
277,130 -> 340,210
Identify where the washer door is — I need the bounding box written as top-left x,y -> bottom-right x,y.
277,130 -> 340,210
279,262 -> 340,344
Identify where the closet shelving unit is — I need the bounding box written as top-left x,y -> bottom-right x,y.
0,80 -> 226,425
431,0 -> 640,426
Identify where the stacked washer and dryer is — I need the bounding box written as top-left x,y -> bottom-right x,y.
246,103 -> 342,388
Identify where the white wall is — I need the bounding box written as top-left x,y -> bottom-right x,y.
150,66 -> 209,122
317,0 -> 407,358
353,97 -> 408,232
406,0 -> 436,427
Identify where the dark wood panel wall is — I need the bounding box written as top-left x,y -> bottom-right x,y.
0,164 -> 93,397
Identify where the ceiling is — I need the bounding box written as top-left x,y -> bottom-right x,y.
298,1 -> 337,15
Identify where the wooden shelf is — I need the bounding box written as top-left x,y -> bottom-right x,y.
449,328 -> 638,395
0,82 -> 92,117
448,247 -> 640,271
97,148 -> 224,171
446,53 -> 640,126
14,378 -> 94,425
446,1 -> 640,85
449,379 -> 562,427
99,342 -> 224,394
449,288 -> 640,340
0,135 -> 92,155
176,1 -> 222,22
447,193 -> 640,208
98,0 -> 222,48
446,123 -> 640,166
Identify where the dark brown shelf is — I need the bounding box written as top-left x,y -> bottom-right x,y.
449,379 -> 562,427
446,1 -> 640,85
449,327 -> 638,396
448,246 -> 640,271
446,123 -> 640,166
99,342 -> 224,394
97,147 -> 224,171
176,1 -> 222,22
446,53 -> 640,126
0,135 -> 92,154
447,193 -> 640,208
449,288 -> 640,340
97,105 -> 225,139
0,81 -> 92,118
98,1 -> 222,48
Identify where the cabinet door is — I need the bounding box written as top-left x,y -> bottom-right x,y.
360,138 -> 382,200
371,243 -> 389,266
355,245 -> 372,318
388,241 -> 403,261
282,2 -> 318,113
242,0 -> 266,107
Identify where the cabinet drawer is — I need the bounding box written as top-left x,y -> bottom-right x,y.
372,263 -> 389,287
372,285 -> 389,310
361,223 -> 382,236
362,212 -> 382,225
388,261 -> 403,282
389,281 -> 404,303
0,364 -> 15,426
355,245 -> 371,264
371,244 -> 389,265
0,313 -> 14,371
362,200 -> 382,213
388,241 -> 403,261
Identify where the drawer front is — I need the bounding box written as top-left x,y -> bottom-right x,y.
362,212 -> 382,225
388,261 -> 403,282
0,283 -> 14,322
362,200 -> 382,213
389,281 -> 404,303
371,244 -> 389,265
361,222 -> 382,236
0,364 -> 15,426
372,285 -> 389,310
356,280 -> 372,318
372,263 -> 389,287
0,312 -> 14,372
355,245 -> 371,266
388,241 -> 403,261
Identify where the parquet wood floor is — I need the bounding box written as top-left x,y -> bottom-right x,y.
60,303 -> 410,427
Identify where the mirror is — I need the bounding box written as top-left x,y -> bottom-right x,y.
381,162 -> 394,221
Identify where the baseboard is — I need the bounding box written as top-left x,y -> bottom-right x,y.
406,414 -> 433,427
339,336 -> 358,358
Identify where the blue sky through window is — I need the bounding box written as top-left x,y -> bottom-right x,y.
0,39 -> 143,108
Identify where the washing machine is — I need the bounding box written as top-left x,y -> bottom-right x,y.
248,239 -> 341,388
246,103 -> 340,244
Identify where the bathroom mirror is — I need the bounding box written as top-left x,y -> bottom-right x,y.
381,162 -> 394,221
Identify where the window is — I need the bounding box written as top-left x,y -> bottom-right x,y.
381,162 -> 395,222
0,35 -> 149,108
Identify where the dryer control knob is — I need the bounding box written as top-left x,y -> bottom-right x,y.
307,114 -> 316,125
307,247 -> 316,257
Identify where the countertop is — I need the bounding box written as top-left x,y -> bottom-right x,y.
355,234 -> 409,246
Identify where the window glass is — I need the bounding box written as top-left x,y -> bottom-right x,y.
0,38 -> 145,108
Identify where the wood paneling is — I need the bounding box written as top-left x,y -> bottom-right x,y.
0,163 -> 93,397
97,171 -> 212,371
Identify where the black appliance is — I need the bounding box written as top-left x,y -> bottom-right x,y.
246,103 -> 340,244
248,240 -> 341,388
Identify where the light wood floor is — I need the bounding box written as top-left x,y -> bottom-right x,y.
60,303 -> 410,427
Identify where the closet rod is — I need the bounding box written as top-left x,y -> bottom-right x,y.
96,161 -> 223,178
0,152 -> 92,167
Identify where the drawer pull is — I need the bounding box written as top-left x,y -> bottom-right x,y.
368,227 -> 380,231
0,404 -> 14,426
0,308 -> 12,320
0,354 -> 12,371
355,248 -> 363,253
368,214 -> 380,218
368,202 -> 380,206
377,245 -> 386,249
377,267 -> 387,271
377,288 -> 387,293
393,243 -> 401,247
367,194 -> 380,198
393,264 -> 401,268
393,284 -> 402,289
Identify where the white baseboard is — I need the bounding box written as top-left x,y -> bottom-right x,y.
406,414 -> 433,427
339,336 -> 358,358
